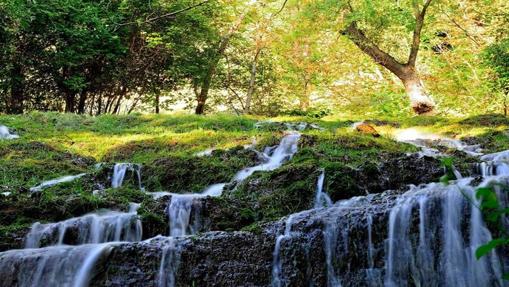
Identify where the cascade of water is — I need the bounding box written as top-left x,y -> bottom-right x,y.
234,133 -> 300,182
0,243 -> 112,287
314,170 -> 333,209
25,208 -> 142,248
111,163 -> 143,190
394,128 -> 482,157
365,213 -> 382,286
166,133 -> 300,237
323,220 -> 342,287
157,237 -> 181,287
383,176 -> 504,287
271,214 -> 295,287
29,173 -> 87,193
0,125 -> 19,139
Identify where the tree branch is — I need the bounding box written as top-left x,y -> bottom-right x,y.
271,0 -> 288,18
343,22 -> 407,79
408,0 -> 433,66
115,0 -> 211,30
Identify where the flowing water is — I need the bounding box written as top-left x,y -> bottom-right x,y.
0,125 -> 19,139
314,170 -> 333,209
25,205 -> 142,248
165,132 -> 301,238
29,173 -> 87,193
0,243 -> 113,287
111,163 -> 143,190
3,127 -> 509,286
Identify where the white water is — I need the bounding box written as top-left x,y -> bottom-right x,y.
30,173 -> 87,193
395,128 -> 482,157
384,172 -> 506,286
111,163 -> 143,190
271,214 -> 295,287
314,170 -> 333,209
25,205 -> 142,248
234,132 -> 300,181
166,133 -> 300,237
157,237 -> 181,287
0,243 -> 112,287
0,125 -> 19,139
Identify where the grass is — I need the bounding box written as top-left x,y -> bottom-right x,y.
2,111 -> 509,246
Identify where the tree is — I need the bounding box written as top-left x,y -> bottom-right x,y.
484,38 -> 509,115
340,0 -> 436,114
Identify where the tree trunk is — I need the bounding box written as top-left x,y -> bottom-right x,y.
77,91 -> 87,114
244,48 -> 262,114
343,0 -> 436,115
400,70 -> 435,114
64,91 -> 76,113
195,13 -> 247,115
96,94 -> 103,116
154,89 -> 160,114
8,63 -> 24,114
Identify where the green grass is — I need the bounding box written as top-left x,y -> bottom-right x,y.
2,111 -> 509,243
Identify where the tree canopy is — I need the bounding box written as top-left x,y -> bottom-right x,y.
0,0 -> 508,116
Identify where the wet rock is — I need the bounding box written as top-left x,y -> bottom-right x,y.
327,154 -> 443,201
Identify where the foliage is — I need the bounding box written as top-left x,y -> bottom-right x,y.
474,185 -> 509,280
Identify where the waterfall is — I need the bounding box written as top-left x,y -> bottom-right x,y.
271,214 -> 295,287
314,170 -> 332,209
234,132 -> 300,182
29,173 -> 87,193
166,133 -> 301,237
111,163 -> 143,190
25,207 -> 142,248
0,243 -> 112,286
384,177 -> 505,286
157,237 -> 181,287
0,125 -> 19,139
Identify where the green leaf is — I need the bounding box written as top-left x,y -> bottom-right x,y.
476,238 -> 508,260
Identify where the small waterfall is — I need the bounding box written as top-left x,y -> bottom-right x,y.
166,133 -> 300,237
323,220 -> 342,287
314,170 -> 332,209
271,214 -> 295,287
0,243 -> 112,286
25,208 -> 142,248
384,177 -> 505,287
166,183 -> 226,237
0,125 -> 19,139
394,128 -> 482,157
157,237 -> 181,287
234,132 -> 300,181
29,173 -> 87,193
111,163 -> 143,189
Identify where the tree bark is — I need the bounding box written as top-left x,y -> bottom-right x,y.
8,62 -> 24,114
77,91 -> 87,114
64,90 -> 76,113
195,13 -> 246,114
154,89 -> 160,114
244,48 -> 262,114
343,0 -> 436,115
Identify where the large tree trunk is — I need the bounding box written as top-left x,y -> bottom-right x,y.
400,69 -> 435,114
8,63 -> 24,114
343,0 -> 436,115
